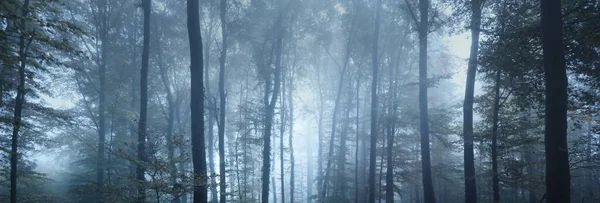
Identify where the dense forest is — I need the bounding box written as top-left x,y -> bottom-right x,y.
0,0 -> 598,202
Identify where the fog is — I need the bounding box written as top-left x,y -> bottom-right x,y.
0,0 -> 598,203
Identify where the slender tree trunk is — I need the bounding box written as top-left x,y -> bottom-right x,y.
463,1 -> 482,203
386,80 -> 397,203
187,0 -> 207,201
280,63 -> 287,203
136,0 -> 150,201
491,68 -> 501,203
368,0 -> 382,202
203,14 -> 218,203
262,2 -> 284,201
354,74 -> 361,203
289,64 -> 295,203
10,2 -> 30,202
418,0 -> 435,202
96,0 -> 108,198
208,110 -> 217,202
541,0 -> 570,202
316,54 -> 324,200
336,91 -> 352,198
218,0 -> 228,202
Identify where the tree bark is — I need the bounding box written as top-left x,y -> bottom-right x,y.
463,1 -> 482,203
136,0 -> 151,201
541,0 -> 570,202
368,0 -> 382,202
418,0 -> 435,202
187,0 -> 207,201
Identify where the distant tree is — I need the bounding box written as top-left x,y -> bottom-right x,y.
218,0 -> 228,203
367,0 -> 382,202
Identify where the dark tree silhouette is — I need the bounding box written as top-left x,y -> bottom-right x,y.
541,0 -> 570,202
187,0 -> 207,202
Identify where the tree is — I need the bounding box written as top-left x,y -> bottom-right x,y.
10,1 -> 30,202
541,0 -> 570,202
262,0 -> 284,202
136,0 -> 151,201
187,0 -> 207,202
463,1 -> 484,203
219,0 -> 228,202
418,0 -> 435,202
367,0 -> 382,202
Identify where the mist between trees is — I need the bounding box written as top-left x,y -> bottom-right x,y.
0,0 -> 598,203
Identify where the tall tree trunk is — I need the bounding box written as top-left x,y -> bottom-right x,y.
418,0 -> 435,202
386,63 -> 397,203
96,0 -> 108,198
316,53 -> 324,200
336,90 -> 352,198
463,1 -> 482,203
10,1 -> 30,202
354,74 -> 361,203
218,0 -> 228,202
204,15 -> 218,203
137,0 -> 150,201
541,0 -> 570,202
208,110 -> 217,202
187,0 -> 207,201
280,63 -> 286,203
491,68 -> 501,203
288,67 -> 295,203
262,1 -> 283,201
368,0 -> 382,202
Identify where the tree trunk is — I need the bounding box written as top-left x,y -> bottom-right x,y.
491,68 -> 501,203
280,63 -> 286,203
463,1 -> 482,203
10,2 -> 30,202
187,0 -> 207,201
262,1 -> 284,201
541,0 -> 570,202
96,0 -> 108,198
289,73 -> 295,203
354,74 -> 361,203
317,54 -> 324,201
418,0 -> 435,202
218,0 -> 228,202
386,69 -> 397,203
368,0 -> 382,202
136,0 -> 150,201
